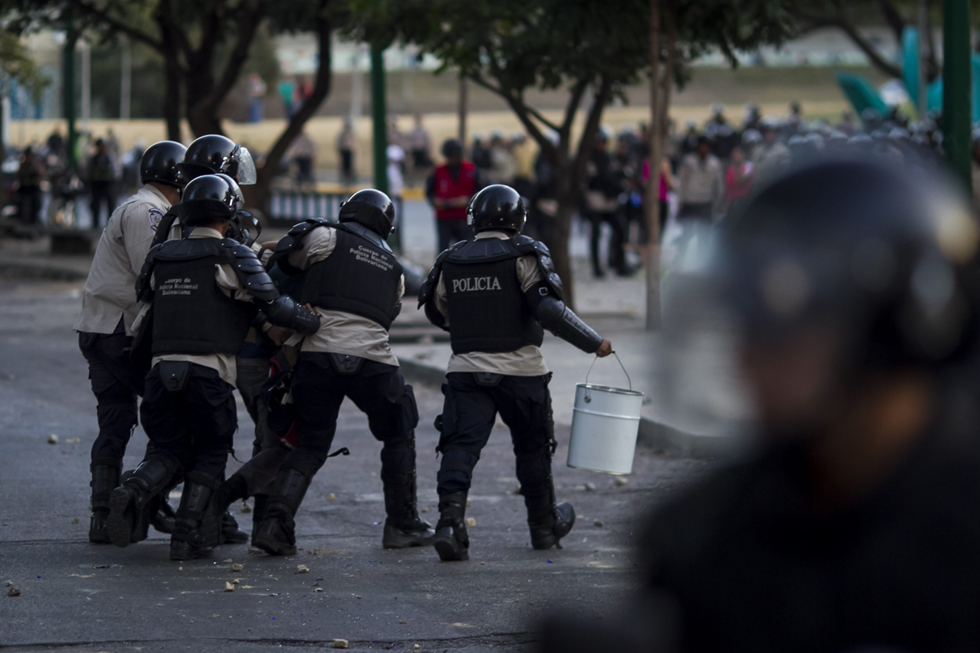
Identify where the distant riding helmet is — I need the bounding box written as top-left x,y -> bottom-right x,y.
338,188 -> 396,237
140,141 -> 187,188
176,174 -> 241,227
177,134 -> 257,186
467,184 -> 527,234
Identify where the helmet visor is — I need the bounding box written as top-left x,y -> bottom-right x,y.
235,147 -> 257,185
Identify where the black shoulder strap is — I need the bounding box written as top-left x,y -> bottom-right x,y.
335,221 -> 392,252
135,243 -> 163,303
515,237 -> 563,301
220,239 -> 279,302
266,218 -> 331,273
418,240 -> 467,308
150,208 -> 179,248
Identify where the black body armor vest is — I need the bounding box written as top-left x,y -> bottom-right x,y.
442,238 -> 544,354
151,239 -> 256,356
301,224 -> 403,330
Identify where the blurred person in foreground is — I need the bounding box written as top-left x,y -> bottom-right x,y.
538,158 -> 980,652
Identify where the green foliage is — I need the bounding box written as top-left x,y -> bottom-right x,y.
0,29 -> 48,102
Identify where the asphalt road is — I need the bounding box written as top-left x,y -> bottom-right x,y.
0,279 -> 707,652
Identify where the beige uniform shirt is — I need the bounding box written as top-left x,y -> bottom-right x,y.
434,231 -> 549,376
286,225 -> 404,367
73,184 -> 172,335
134,228 -> 256,386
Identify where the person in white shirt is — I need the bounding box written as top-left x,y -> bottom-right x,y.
74,140 -> 186,545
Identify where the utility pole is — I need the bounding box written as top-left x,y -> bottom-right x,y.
120,36 -> 131,121
370,43 -> 399,251
370,44 -> 388,196
917,0 -> 928,115
63,11 -> 78,171
943,0 -> 972,193
80,39 -> 90,128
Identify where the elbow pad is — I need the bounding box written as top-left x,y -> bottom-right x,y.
528,285 -> 603,353
260,296 -> 321,336
423,297 -> 448,331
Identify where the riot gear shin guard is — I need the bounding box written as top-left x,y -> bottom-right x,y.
107,456 -> 179,548
380,435 -> 434,549
433,491 -> 470,562
89,461 -> 121,544
517,451 -> 575,550
170,472 -> 221,561
253,468 -> 311,556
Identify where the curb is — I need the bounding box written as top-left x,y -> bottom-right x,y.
0,259 -> 88,282
397,356 -> 736,459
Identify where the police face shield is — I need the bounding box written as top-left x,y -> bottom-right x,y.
233,147 -> 257,185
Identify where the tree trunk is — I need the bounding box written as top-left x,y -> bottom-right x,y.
162,43 -> 181,141
186,69 -> 225,138
553,177 -> 577,311
243,0 -> 333,216
645,0 -> 662,331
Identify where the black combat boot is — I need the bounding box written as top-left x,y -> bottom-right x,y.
433,491 -> 469,561
170,472 -> 221,561
250,494 -> 269,546
107,456 -> 178,548
89,461 -> 120,544
213,474 -> 249,545
253,468 -> 311,556
517,451 -> 575,550
380,435 -> 435,549
149,494 -> 177,534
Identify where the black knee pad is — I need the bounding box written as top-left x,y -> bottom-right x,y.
395,385 -> 420,433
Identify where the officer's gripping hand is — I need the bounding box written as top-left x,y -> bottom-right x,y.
595,340 -> 613,358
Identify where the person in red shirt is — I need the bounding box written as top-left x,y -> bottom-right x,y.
425,139 -> 484,253
724,145 -> 754,216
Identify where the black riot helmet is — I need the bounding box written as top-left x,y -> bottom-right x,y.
176,174 -> 242,227
338,189 -> 396,237
177,134 -> 257,186
467,184 -> 527,234
716,158 -> 980,372
141,140 -> 187,188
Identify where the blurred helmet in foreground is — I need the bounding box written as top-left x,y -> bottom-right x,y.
715,158 -> 980,372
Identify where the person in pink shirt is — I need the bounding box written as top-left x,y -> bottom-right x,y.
724,145 -> 754,214
642,156 -> 674,242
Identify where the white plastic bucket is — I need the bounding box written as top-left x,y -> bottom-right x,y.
567,354 -> 644,475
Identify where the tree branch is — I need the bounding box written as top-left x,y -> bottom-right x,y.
789,7 -> 903,79
571,75 -> 613,196
466,69 -> 554,154
877,0 -> 907,45
258,0 -> 333,187
67,0 -> 162,50
205,6 -> 261,112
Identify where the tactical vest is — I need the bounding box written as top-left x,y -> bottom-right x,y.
151,239 -> 255,356
442,238 -> 543,354
434,161 -> 476,221
301,224 -> 403,330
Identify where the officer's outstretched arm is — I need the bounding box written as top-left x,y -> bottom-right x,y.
256,295 -> 320,336
226,240 -> 321,336
526,283 -> 604,353
418,260 -> 449,330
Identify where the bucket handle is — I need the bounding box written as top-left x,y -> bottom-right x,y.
584,351 -> 632,402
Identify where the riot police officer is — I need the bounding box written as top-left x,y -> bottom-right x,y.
540,159 -> 980,652
149,133 -> 265,545
418,184 -> 613,562
74,140 -> 186,544
107,175 -> 320,560
252,189 -> 433,556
